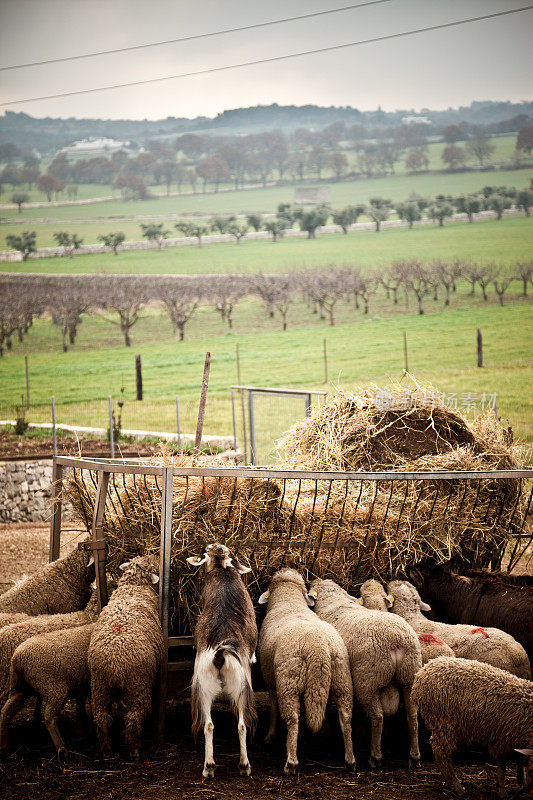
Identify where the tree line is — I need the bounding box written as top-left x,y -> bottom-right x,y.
0,260 -> 530,356
5,184 -> 533,260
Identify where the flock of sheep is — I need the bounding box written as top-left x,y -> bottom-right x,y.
0,538 -> 531,799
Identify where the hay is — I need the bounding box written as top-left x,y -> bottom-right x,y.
64,383 -> 528,635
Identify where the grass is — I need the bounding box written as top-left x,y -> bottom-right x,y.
2,215 -> 532,275
2,167 -> 531,223
1,290 -> 531,448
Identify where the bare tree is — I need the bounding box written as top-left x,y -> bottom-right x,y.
492,270 -> 512,306
514,260 -> 532,297
477,263 -> 498,301
98,276 -> 150,346
211,275 -> 249,330
431,260 -> 454,306
250,273 -> 280,318
45,276 -> 96,351
463,261 -> 481,295
300,267 -> 345,326
403,261 -> 431,314
272,273 -> 298,330
155,276 -> 205,341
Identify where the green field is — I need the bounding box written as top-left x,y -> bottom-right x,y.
2,166 -> 531,226
2,215 -> 532,275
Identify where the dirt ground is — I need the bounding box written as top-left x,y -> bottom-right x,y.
0,430 -> 158,460
0,523 -> 530,800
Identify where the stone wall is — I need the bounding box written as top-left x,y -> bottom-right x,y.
0,459 -> 53,522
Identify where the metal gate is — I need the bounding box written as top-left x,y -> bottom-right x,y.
231,385 -> 327,465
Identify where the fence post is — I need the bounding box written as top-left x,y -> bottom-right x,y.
477,328 -> 483,368
157,466 -> 173,744
25,355 -> 30,408
136,354 -> 143,400
49,460 -> 63,562
108,395 -> 115,458
91,471 -> 110,612
175,396 -> 181,451
305,393 -> 312,417
248,390 -> 256,465
51,396 -> 57,459
194,352 -> 211,451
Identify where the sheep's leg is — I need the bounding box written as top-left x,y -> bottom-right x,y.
430,733 -> 464,796
401,685 -> 420,768
330,658 -> 355,769
236,701 -> 251,777
123,688 -> 151,760
92,682 -> 114,759
366,696 -> 384,768
43,696 -> 68,759
264,690 -> 278,744
0,690 -> 26,753
278,695 -> 300,774
496,757 -> 507,799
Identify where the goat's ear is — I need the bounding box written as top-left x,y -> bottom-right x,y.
458,575 -> 473,585
385,594 -> 394,608
88,555 -> 95,567
515,748 -> 533,756
186,555 -> 207,567
305,593 -> 315,607
151,574 -> 160,584
420,600 -> 432,612
258,590 -> 269,604
119,562 -> 129,571
230,558 -> 251,575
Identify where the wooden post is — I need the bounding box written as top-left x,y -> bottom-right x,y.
157,466 -> 173,744
108,396 -> 115,458
51,396 -> 57,459
323,338 -> 328,384
194,352 -> 211,451
135,354 -> 143,400
48,460 -> 63,562
25,355 -> 30,408
477,328 -> 483,368
91,472 -> 110,613
403,331 -> 409,373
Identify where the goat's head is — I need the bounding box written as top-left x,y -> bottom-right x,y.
187,542 -> 251,575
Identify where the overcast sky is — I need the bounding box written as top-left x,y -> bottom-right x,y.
0,0 -> 532,121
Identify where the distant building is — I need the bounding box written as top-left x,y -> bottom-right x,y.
59,137 -> 130,155
401,116 -> 431,126
294,186 -> 331,205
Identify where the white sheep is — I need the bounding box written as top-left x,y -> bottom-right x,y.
88,555 -> 163,760
0,622 -> 95,759
411,657 -> 533,798
388,580 -> 531,679
258,569 -> 355,773
310,578 -> 422,768
359,579 -> 455,664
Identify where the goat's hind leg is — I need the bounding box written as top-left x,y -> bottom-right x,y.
236,695 -> 251,777
200,692 -> 216,779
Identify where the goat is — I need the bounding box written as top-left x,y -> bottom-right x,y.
187,543 -> 257,779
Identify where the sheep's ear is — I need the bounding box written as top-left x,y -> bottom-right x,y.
347,593 -> 358,601
308,588 -> 318,600
385,594 -> 394,608
119,562 -> 129,571
420,600 -> 432,612
258,590 -> 269,604
230,558 -> 251,575
90,580 -> 96,589
305,593 -> 315,607
358,598 -> 364,605
88,556 -> 95,567
151,573 -> 160,584
186,555 -> 207,567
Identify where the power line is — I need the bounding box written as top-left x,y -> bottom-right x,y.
1,5 -> 531,108
0,1 -> 393,71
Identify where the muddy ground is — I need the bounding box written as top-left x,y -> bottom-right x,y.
0,523 -> 530,800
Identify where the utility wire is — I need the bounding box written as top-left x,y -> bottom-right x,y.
0,0 -> 393,71
1,5 -> 531,108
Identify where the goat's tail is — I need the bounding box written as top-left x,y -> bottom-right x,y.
303,654 -> 331,734
213,641 -> 241,670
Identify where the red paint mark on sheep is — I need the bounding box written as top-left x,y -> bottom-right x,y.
471,627 -> 490,639
112,623 -> 131,634
416,632 -> 446,646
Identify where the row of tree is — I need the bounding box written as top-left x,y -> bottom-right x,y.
1,260 -> 530,356
5,185 -> 533,259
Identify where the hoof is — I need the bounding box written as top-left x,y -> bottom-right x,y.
239,762 -> 252,777
409,756 -> 421,769
202,763 -> 215,780
57,747 -> 68,763
284,760 -> 298,775
345,759 -> 356,772
368,755 -> 382,770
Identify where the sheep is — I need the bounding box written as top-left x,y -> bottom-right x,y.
388,580 -> 531,679
0,539 -> 95,620
186,542 -> 257,779
88,555 -> 163,760
310,578 -> 422,768
411,657 -> 533,798
0,612 -> 32,631
359,579 -> 455,664
408,565 -> 533,662
258,569 -> 355,774
0,581 -> 105,708
0,622 -> 95,759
